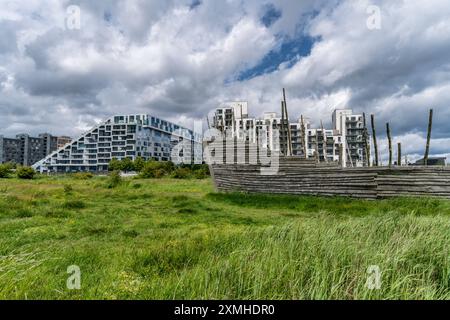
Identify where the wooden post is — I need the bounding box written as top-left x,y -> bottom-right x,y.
240,105 -> 244,131
397,142 -> 402,166
370,114 -> 379,166
315,129 -> 320,163
320,120 -> 328,163
301,115 -> 307,158
363,113 -> 370,167
282,88 -> 293,156
386,122 -> 392,167
281,101 -> 286,156
346,141 -> 354,167
424,109 -> 433,166
231,109 -> 235,138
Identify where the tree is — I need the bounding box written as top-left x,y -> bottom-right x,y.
120,157 -> 134,172
108,158 -> 121,171
133,157 -> 145,172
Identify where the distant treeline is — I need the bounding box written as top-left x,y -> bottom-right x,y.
0,163 -> 36,179
108,157 -> 210,179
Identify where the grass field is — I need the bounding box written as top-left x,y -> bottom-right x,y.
0,175 -> 449,299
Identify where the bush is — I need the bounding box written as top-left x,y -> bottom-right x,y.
108,157 -> 148,172
63,185 -> 73,195
194,169 -> 208,179
192,164 -> 210,179
72,172 -> 94,179
154,168 -> 166,179
191,164 -> 209,172
172,167 -> 192,179
139,162 -> 157,178
16,166 -> 35,179
106,170 -> 122,188
120,158 -> 134,172
160,161 -> 175,174
0,164 -> 12,178
139,161 -> 168,179
3,162 -> 17,170
108,158 -> 121,171
133,157 -> 145,172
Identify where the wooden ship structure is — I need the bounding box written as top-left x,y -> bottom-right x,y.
206,90 -> 450,200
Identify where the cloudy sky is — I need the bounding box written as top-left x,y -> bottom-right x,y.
1,0 -> 450,162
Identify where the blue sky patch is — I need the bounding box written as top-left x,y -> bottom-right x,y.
261,4 -> 282,28
237,35 -> 317,81
190,0 -> 202,10
104,11 -> 112,23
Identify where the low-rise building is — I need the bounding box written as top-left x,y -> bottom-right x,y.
413,157 -> 447,166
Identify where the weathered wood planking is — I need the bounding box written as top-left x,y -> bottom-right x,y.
210,157 -> 450,199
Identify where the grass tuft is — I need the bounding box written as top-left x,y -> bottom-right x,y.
63,200 -> 86,210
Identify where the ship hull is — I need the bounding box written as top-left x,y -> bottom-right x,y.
210,158 -> 450,199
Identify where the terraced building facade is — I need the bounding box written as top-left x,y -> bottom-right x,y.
33,115 -> 202,173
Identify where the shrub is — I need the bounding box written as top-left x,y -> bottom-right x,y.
139,162 -> 156,178
133,157 -> 145,172
160,161 -> 175,174
140,161 -> 167,179
63,185 -> 73,195
109,157 -> 150,172
72,172 -> 94,179
3,162 -> 17,170
120,158 -> 135,172
16,166 -> 35,179
0,164 -> 12,178
154,168 -> 166,179
107,170 -> 122,188
108,158 -> 121,171
194,169 -> 208,179
172,167 -> 191,179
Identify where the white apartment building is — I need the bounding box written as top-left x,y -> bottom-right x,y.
332,109 -> 368,167
213,102 -> 248,134
212,103 -> 369,167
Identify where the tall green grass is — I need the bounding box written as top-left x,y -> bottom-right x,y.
148,215 -> 450,299
0,176 -> 449,299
